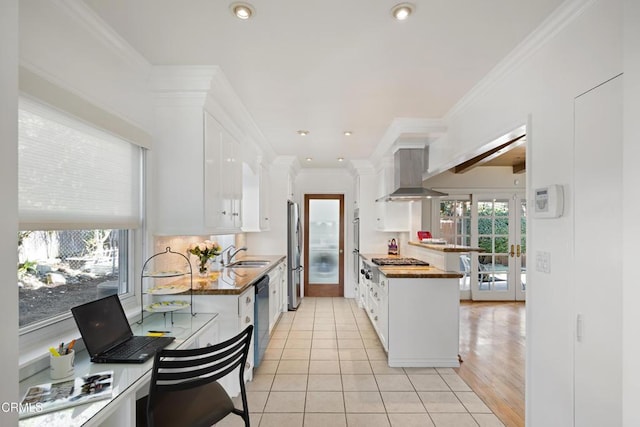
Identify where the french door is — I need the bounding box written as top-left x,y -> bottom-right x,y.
471,194 -> 526,301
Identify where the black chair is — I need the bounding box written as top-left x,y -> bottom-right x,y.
137,325 -> 253,427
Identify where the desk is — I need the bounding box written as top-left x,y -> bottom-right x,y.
19,313 -> 219,427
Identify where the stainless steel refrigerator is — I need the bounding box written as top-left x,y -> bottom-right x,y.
287,200 -> 302,310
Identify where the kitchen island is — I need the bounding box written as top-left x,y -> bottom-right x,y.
360,254 -> 463,367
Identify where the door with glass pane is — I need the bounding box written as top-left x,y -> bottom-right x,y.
304,194 -> 344,297
472,195 -> 526,301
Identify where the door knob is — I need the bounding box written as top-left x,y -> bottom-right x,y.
516,244 -> 521,257
510,244 -> 515,257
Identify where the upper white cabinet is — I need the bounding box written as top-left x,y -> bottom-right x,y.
204,111 -> 243,233
375,166 -> 410,232
242,161 -> 270,232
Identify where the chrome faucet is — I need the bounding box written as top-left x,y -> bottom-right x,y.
222,245 -> 248,266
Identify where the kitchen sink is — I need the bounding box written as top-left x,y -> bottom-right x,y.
227,260 -> 270,268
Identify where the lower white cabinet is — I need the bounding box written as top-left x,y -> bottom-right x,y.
364,272 -> 460,367
192,286 -> 255,396
268,260 -> 287,334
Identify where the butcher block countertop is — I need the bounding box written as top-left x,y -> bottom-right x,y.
409,241 -> 483,252
160,255 -> 285,295
360,253 -> 463,279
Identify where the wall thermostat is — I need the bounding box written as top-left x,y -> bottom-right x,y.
534,185 -> 564,218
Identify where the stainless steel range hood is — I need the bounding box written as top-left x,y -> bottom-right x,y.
376,148 -> 448,202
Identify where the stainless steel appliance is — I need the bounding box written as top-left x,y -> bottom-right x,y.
254,275 -> 269,367
287,200 -> 303,310
352,208 -> 360,285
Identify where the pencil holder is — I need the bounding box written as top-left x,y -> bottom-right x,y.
50,349 -> 75,380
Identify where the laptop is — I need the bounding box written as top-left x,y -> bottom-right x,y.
71,295 -> 175,364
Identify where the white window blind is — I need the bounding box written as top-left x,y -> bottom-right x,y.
18,99 -> 142,230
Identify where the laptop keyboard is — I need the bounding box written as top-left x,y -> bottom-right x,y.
106,336 -> 168,358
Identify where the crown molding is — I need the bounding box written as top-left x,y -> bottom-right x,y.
372,117 -> 447,162
445,0 -> 598,121
206,68 -> 277,162
52,0 -> 150,72
150,66 -> 219,93
348,159 -> 376,176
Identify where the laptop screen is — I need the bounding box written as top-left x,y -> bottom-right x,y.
71,295 -> 133,358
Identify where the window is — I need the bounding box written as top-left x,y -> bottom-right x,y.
18,98 -> 142,329
18,229 -> 129,328
439,199 -> 471,246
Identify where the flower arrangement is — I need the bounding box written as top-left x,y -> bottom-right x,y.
187,240 -> 222,275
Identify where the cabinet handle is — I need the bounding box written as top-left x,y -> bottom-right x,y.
374,316 -> 378,321
264,217 -> 269,220
245,316 -> 251,324
221,210 -> 227,215
245,361 -> 251,370
232,212 -> 239,217
370,309 -> 374,314
381,281 -> 385,287
374,292 -> 378,297
246,297 -> 252,304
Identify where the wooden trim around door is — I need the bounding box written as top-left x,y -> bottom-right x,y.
303,194 -> 344,297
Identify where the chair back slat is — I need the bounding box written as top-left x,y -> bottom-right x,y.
148,325 -> 253,408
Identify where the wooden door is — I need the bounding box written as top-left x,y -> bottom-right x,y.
304,194 -> 344,297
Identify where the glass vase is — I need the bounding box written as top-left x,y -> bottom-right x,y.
198,262 -> 209,278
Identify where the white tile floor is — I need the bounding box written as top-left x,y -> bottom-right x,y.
217,297 -> 505,427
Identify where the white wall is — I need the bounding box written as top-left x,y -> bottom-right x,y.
426,0 -> 624,424
19,0 -> 152,133
295,169 -> 356,297
0,0 -> 19,423
622,0 -> 640,424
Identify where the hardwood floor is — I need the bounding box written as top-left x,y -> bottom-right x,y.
455,301 -> 526,427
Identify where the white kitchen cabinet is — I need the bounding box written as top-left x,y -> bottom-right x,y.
267,260 -> 288,333
242,161 -> 270,232
376,276 -> 389,352
375,167 -> 410,232
191,286 -> 255,396
385,274 -> 459,367
363,270 -> 460,367
280,261 -> 288,312
268,261 -> 283,334
204,111 -> 243,233
259,163 -> 271,230
153,104 -> 243,235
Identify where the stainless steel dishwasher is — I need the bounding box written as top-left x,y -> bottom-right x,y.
253,275 -> 270,367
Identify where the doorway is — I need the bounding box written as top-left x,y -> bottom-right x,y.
304,194 -> 344,297
471,194 -> 526,301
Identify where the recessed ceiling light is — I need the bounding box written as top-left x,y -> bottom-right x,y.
337,157 -> 344,162
344,131 -> 352,136
230,2 -> 255,20
391,3 -> 414,21
306,157 -> 313,162
297,130 -> 309,136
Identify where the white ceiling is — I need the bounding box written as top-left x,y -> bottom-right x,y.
84,0 -> 563,168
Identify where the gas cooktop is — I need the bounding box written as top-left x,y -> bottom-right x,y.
371,257 -> 430,266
